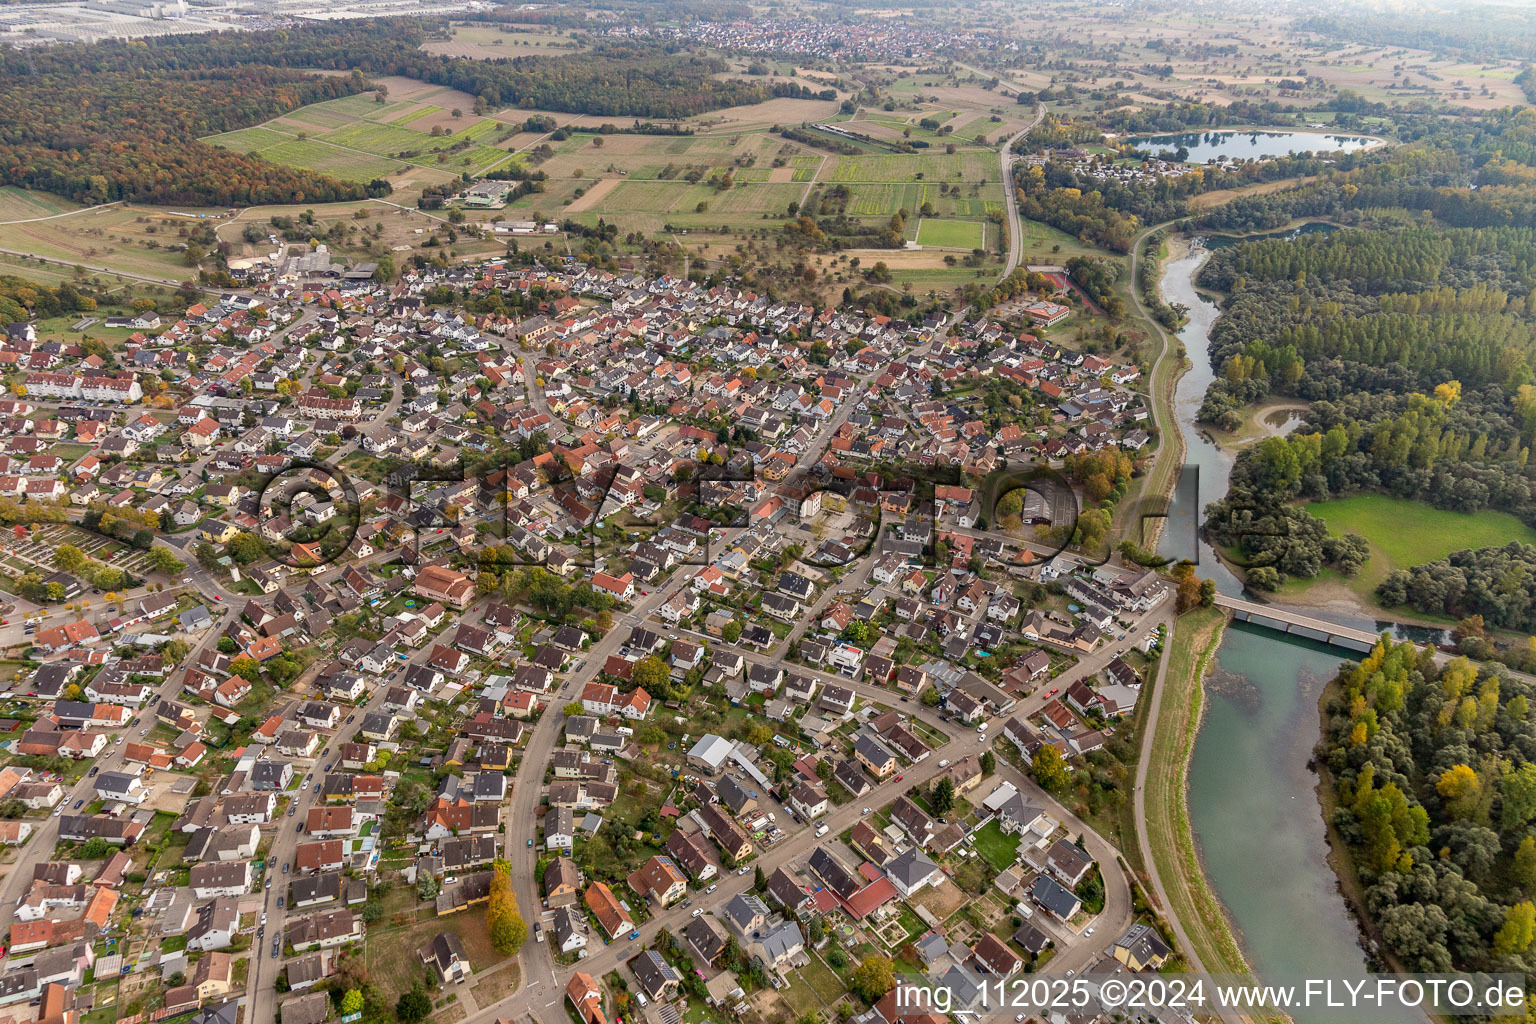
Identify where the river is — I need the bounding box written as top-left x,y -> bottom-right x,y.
1156,234 -> 1373,1014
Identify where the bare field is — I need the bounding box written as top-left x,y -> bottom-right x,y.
694,95 -> 844,132
1188,175 -> 1319,211
834,247 -> 979,270
563,177 -> 622,213
369,76 -> 473,105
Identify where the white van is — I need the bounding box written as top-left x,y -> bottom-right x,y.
815,824 -> 830,838
635,993 -> 649,1008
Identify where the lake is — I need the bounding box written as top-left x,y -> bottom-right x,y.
1128,128 -> 1378,163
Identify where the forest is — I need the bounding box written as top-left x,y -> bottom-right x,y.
1191,121 -> 1536,589
1321,638 -> 1536,978
1196,223 -> 1536,430
0,20 -> 799,206
1205,384 -> 1536,589
1299,8 -> 1536,62
1378,544 -> 1536,633
1192,107 -> 1536,236
0,274 -> 100,325
0,53 -> 378,205
1011,137 -> 1352,253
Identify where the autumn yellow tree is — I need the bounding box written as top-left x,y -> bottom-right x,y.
1437,764 -> 1483,820
1494,901 -> 1535,956
486,857 -> 526,954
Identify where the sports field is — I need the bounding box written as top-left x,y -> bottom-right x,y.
916,219 -> 985,249
1308,495 -> 1536,571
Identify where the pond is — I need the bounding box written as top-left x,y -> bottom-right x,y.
1262,407 -> 1305,430
1127,128 -> 1379,163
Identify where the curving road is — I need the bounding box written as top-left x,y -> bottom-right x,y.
998,102 -> 1047,281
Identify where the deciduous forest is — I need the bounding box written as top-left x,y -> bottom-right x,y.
1322,639 -> 1536,976
1191,111 -> 1536,595
0,20 -> 817,206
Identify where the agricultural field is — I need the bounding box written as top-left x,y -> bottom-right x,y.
984,7 -> 1527,112
560,178 -> 804,232
0,205 -> 219,282
531,131 -> 801,184
207,132 -> 403,184
421,21 -> 589,60
840,183 -> 917,217
0,187 -> 82,222
734,156 -> 821,182
827,151 -> 992,184
691,94 -> 845,132
916,218 -> 986,249
202,78 -> 517,185
818,178 -> 1002,222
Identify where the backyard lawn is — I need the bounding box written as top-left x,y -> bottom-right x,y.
797,951 -> 847,1003
364,902 -> 502,1004
970,820 -> 1020,872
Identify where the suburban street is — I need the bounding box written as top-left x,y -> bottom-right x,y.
0,614 -> 230,916
450,292 -> 1173,1024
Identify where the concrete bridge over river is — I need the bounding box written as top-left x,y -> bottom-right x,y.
1212,593 -> 1382,654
